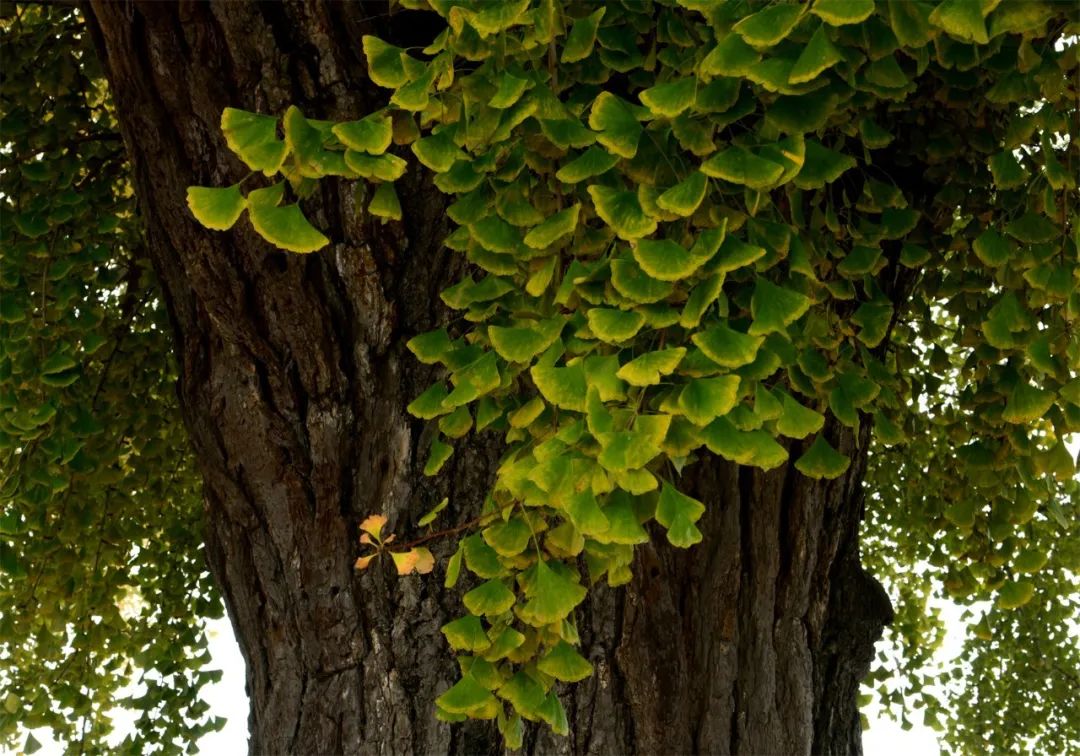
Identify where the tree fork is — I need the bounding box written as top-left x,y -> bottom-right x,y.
85,1 -> 892,753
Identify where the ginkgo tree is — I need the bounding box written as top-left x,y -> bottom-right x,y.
3,0 -> 1078,754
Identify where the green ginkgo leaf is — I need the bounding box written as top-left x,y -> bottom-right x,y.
587,186 -> 657,240
656,172 -> 708,217
407,383 -> 450,419
483,516 -> 533,557
412,131 -> 468,173
776,392 -> 825,439
332,114 -> 393,155
972,228 -> 1011,266
811,0 -> 876,26
187,184 -> 245,231
732,4 -> 805,47
489,317 -> 565,363
681,274 -> 725,329
793,140 -> 855,189
368,182 -> 402,221
655,483 -> 706,549
424,438 -> 453,476
407,329 -> 453,365
795,435 -> 850,479
498,671 -> 546,719
463,534 -> 505,579
928,0 -> 989,45
566,489 -> 611,537
766,92 -> 837,134
701,417 -> 788,470
539,119 -> 597,149
362,36 -> 411,88
701,147 -> 784,189
700,34 -> 761,78
610,258 -> 675,303
471,215 -> 521,254
464,579 -> 517,616
1002,382 -> 1055,424
1005,213 -> 1058,244
436,675 -> 498,717
489,72 -> 532,109
749,279 -> 811,335
596,492 -> 650,543
246,183 -> 329,253
561,7 -> 606,62
632,239 -> 703,282
587,308 -> 645,343
344,151 -> 407,182
616,348 -> 687,386
537,641 -> 593,682
588,92 -> 642,159
556,146 -> 620,183
692,324 -> 763,368
283,106 -> 349,178
888,1 -> 934,46
221,108 -> 287,175
442,616 -> 492,653
677,376 -> 741,426
712,236 -> 766,273
524,205 -> 580,249
520,560 -> 587,626
997,579 -> 1035,609
639,77 -> 697,118
531,363 -> 588,412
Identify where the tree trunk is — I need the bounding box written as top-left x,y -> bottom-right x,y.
85,2 -> 893,753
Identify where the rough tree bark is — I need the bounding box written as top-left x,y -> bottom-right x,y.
85,2 -> 894,753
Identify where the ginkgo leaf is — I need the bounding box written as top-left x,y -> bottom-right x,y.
639,77 -> 697,118
561,6 -> 605,62
566,489 -> 611,537
587,308 -> 645,343
332,114 -> 393,154
464,579 -> 517,616
793,140 -> 855,189
776,393 -> 825,439
246,183 -> 329,253
681,274 -> 725,329
531,363 -> 588,412
732,4 -> 804,47
929,0 -> 989,45
678,376 -> 741,426
221,108 -> 287,175
344,151 -> 408,181
786,25 -> 842,85
437,675 -> 498,717
489,318 -> 564,362
701,146 -> 784,189
187,184 -> 245,231
483,517 -> 533,557
524,205 -> 580,249
616,348 -> 686,386
588,92 -> 643,159
520,560 -> 587,626
973,228 -> 1012,267
656,172 -> 708,217
692,324 -> 763,368
537,641 -> 593,682
407,329 -> 453,365
655,483 -> 706,549
556,146 -> 620,183
595,492 -> 650,543
362,35 -> 411,88
701,417 -> 788,471
412,131 -> 467,172
588,186 -> 657,240
631,239 -> 704,282
424,438 -> 453,476
700,34 -> 761,78
368,182 -> 402,221
811,0 -> 875,26
498,671 -> 546,719
749,279 -> 811,335
610,258 -> 675,303
489,72 -> 532,109
795,435 -> 850,479
1002,382 -> 1055,424
442,615 -> 492,653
